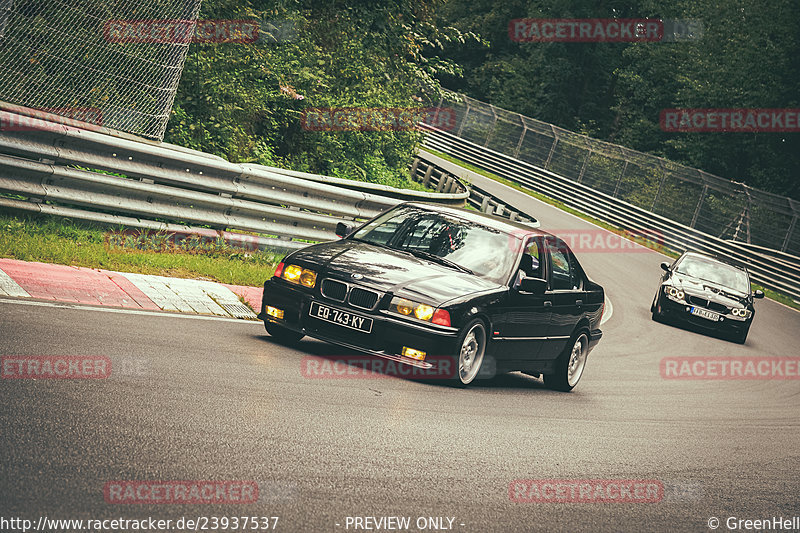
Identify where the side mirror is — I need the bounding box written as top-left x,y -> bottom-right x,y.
519,277 -> 547,295
335,222 -> 353,238
660,262 -> 671,272
753,289 -> 764,299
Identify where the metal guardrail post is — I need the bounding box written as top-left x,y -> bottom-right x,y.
409,157 -> 419,181
422,165 -> 433,188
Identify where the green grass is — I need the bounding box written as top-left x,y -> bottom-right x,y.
424,148 -> 800,311
0,212 -> 281,287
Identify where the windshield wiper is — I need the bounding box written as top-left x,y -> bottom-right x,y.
405,249 -> 473,274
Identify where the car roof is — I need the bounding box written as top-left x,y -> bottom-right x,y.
402,201 -> 549,240
679,250 -> 748,272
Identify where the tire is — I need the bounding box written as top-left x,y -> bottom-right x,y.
264,321 -> 304,344
544,331 -> 589,392
729,325 -> 749,345
452,319 -> 488,386
651,295 -> 666,323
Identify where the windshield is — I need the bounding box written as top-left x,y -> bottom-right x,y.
675,255 -> 750,293
352,206 -> 518,284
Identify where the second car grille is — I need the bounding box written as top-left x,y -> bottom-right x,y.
320,279 -> 347,302
686,295 -> 728,314
348,287 -> 380,310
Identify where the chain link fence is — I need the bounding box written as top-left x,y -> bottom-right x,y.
0,0 -> 201,140
432,90 -> 800,256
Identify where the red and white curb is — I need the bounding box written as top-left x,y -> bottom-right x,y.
0,259 -> 259,319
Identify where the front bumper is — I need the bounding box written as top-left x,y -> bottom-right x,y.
657,294 -> 750,333
258,279 -> 461,369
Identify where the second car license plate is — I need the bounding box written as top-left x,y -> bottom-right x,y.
690,306 -> 720,321
309,301 -> 373,333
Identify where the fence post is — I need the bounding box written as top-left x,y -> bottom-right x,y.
514,117 -> 528,159
577,148 -> 592,183
613,161 -> 628,198
484,104 -> 498,148
782,215 -> 797,252
0,0 -> 11,39
690,184 -> 709,229
544,126 -> 559,170
456,100 -> 470,138
651,160 -> 668,211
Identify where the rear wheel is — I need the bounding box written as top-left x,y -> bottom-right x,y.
264,321 -> 304,344
544,332 -> 589,392
453,320 -> 487,385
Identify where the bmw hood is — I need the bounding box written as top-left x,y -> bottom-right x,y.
670,273 -> 749,306
288,240 -> 502,305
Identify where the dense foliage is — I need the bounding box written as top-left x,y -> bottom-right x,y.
436,0 -> 800,198
164,0 -> 475,189
165,0 -> 799,198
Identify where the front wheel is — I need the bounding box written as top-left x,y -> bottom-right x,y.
544,332 -> 589,392
729,325 -> 750,345
453,320 -> 487,385
264,321 -> 304,344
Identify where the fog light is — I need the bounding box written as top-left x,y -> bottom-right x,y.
402,347 -> 426,361
265,306 -> 284,319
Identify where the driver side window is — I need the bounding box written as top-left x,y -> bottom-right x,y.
546,237 -> 580,290
513,236 -> 544,288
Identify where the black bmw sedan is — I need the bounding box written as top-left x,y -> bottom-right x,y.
651,251 -> 764,343
258,202 -> 605,390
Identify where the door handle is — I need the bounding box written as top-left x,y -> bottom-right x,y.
544,301 -> 552,307
575,299 -> 583,307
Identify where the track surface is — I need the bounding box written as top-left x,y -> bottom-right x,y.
2,175 -> 799,532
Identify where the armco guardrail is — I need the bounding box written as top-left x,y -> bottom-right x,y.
420,125 -> 800,301
0,109 -> 468,252
409,156 -> 538,226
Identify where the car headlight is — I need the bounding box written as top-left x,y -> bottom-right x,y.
281,264 -> 317,288
664,286 -> 685,301
731,308 -> 751,318
390,297 -> 448,325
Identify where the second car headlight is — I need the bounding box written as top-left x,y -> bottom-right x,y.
731,307 -> 751,318
664,285 -> 685,301
282,264 -> 317,288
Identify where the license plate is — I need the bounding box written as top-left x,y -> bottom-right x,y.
309,301 -> 373,333
690,306 -> 720,321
